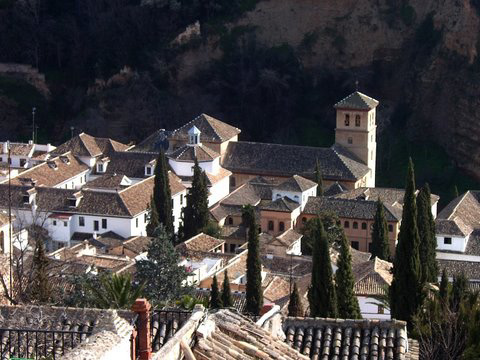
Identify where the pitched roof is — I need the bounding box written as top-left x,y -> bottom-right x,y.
99,151 -> 158,178
52,133 -> 129,158
436,217 -> 471,237
176,233 -> 225,253
223,141 -> 370,181
437,259 -> 480,281
9,152 -> 88,187
303,196 -> 399,221
170,114 -> 241,143
0,142 -> 34,156
436,191 -> 480,237
85,173 -> 131,190
194,310 -> 307,360
169,171 -> 187,195
275,175 -> 317,192
260,196 -> 300,213
353,257 -> 393,296
334,91 -> 379,110
133,129 -> 170,153
283,317 -> 413,359
323,182 -> 347,196
168,144 -> 219,162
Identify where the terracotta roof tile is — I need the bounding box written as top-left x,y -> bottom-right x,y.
0,142 -> 34,156
53,133 -> 129,158
334,91 -> 379,110
260,197 -> 300,213
170,114 -> 241,143
275,175 -> 317,192
168,144 -> 220,162
177,233 -> 225,253
100,151 -> 158,178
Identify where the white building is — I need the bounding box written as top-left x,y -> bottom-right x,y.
272,175 -> 317,211
0,141 -> 56,169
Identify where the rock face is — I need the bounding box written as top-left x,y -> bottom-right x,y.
214,0 -> 480,180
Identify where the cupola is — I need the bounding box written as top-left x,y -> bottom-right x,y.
188,126 -> 201,146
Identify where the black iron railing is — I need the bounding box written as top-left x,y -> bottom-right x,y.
0,327 -> 92,360
150,309 -> 192,352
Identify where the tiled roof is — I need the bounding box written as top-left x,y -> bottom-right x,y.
437,259 -> 480,280
89,231 -> 125,250
435,217 -> 471,236
283,317 -> 412,360
85,173 -> 130,190
52,133 -> 129,158
437,191 -> 480,237
9,152 -> 88,187
260,197 -> 300,213
193,289 -> 247,312
205,167 -> 232,185
223,141 -> 370,181
334,91 -> 379,110
176,233 -> 225,253
275,175 -> 317,193
303,196 -> 399,221
122,236 -> 151,255
168,144 -> 219,162
353,257 -> 393,296
133,129 -> 170,153
0,185 -> 75,211
194,309 -> 306,360
99,151 -> 158,178
261,255 -> 312,277
169,171 -> 187,195
170,114 -> 241,143
276,229 -> 303,247
0,211 -> 9,226
0,142 -> 34,156
323,182 -> 347,197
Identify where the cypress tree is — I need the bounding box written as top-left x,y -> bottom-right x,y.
417,184 -> 438,283
371,200 -> 391,261
288,283 -> 304,317
148,150 -> 173,235
221,270 -> 233,308
146,200 -> 160,237
31,236 -> 51,303
308,218 -> 337,317
390,158 -> 423,326
439,268 -> 449,301
243,205 -> 263,315
336,232 -> 361,319
182,159 -> 210,240
315,159 -> 323,196
210,275 -> 222,309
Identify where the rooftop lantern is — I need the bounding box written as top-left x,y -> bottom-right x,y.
188,126 -> 201,146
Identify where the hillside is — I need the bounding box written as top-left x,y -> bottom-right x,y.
1,0 -> 480,205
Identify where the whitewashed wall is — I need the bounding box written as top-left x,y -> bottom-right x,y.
436,234 -> 468,252
55,170 -> 89,189
208,176 -> 230,207
271,187 -> 316,211
358,296 -> 391,320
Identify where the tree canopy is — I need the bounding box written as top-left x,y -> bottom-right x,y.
371,200 -> 391,261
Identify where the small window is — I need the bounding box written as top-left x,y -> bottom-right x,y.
302,217 -> 307,224
348,137 -> 353,144
378,305 -> 384,314
351,241 -> 359,250
20,159 -> 26,167
388,224 -> 393,232
344,221 -> 350,228
353,222 -> 358,229
361,222 -> 367,230
63,221 -> 67,227
230,176 -> 236,188
22,195 -> 29,204
0,157 -> 2,162
279,222 -> 285,232
294,195 -> 299,202
145,167 -> 152,175
355,115 -> 361,126
52,220 -> 57,226
180,194 -> 184,205
444,237 -> 452,245
84,175 -> 87,182
344,114 -> 350,126
229,244 -> 236,253
227,216 -> 233,225
268,221 -> 274,231
69,199 -> 76,207
136,218 -> 139,228
144,213 -> 148,223
97,164 -> 104,173
171,199 -> 174,208
79,216 -> 85,227
94,220 -> 99,231
102,219 -> 107,229
368,242 -> 372,252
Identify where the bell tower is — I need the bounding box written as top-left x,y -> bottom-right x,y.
334,91 -> 379,187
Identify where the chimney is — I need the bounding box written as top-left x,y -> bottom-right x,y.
2,142 -> 7,154
93,232 -> 97,240
46,143 -> 53,152
132,299 -> 152,360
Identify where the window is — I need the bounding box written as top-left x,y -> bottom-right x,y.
353,221 -> 358,229
351,241 -> 359,250
102,219 -> 107,229
302,217 -> 307,224
79,216 -> 85,227
136,218 -> 139,228
0,157 -> 2,162
227,216 -> 233,225
276,193 -> 281,199
94,220 -> 99,231
69,199 -> 76,207
97,164 -> 104,173
180,194 -> 184,205
368,243 -> 372,252
378,305 -> 384,314
84,175 -> 87,182
20,158 -> 26,167
22,195 -> 29,204
444,237 -> 452,245
388,224 -> 393,232
171,199 -> 174,208
279,222 -> 285,232
229,244 -> 236,253
294,195 -> 299,202
63,221 -> 67,227
355,115 -> 361,126
268,221 -> 274,231
344,221 -> 350,228
145,166 -> 152,175
229,176 -> 236,188
144,213 -> 148,223
344,114 -> 350,126
348,137 -> 353,144
52,220 -> 57,226
361,222 -> 367,230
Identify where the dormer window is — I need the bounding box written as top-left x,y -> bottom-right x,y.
188,126 -> 201,145
97,163 -> 104,173
68,199 -> 76,207
145,165 -> 153,176
22,195 -> 29,204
